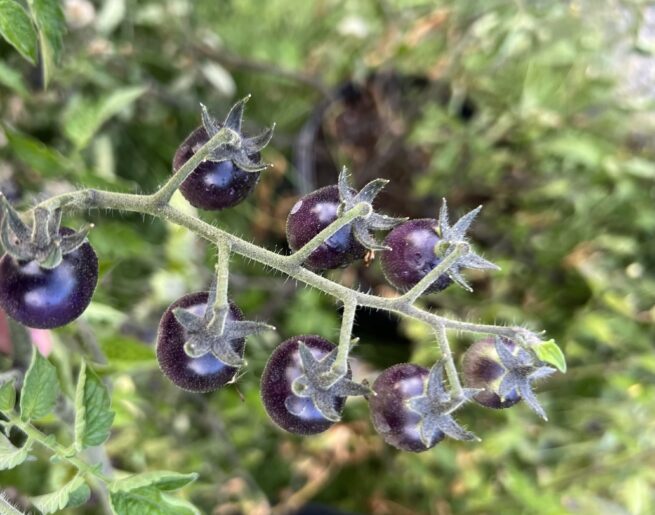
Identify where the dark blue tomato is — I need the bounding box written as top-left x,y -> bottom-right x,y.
286,185 -> 365,271
0,229 -> 98,329
156,292 -> 245,393
260,335 -> 345,435
173,126 -> 260,210
461,337 -> 521,409
381,218 -> 452,293
369,363 -> 442,452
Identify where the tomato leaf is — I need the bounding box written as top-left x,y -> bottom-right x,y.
74,361 -> 115,450
110,471 -> 198,493
27,0 -> 66,87
0,434 -> 32,470
20,347 -> 60,421
0,0 -> 38,64
110,486 -> 200,515
0,379 -> 16,411
30,475 -> 90,513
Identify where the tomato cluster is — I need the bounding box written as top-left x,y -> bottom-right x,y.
0,100 -> 557,452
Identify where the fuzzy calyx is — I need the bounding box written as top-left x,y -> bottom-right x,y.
336,168 -> 407,251
0,195 -> 92,269
200,96 -> 274,172
406,361 -> 481,447
494,337 -> 556,420
290,341 -> 369,422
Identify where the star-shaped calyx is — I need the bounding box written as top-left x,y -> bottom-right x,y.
337,168 -> 407,251
494,338 -> 556,420
173,278 -> 274,368
200,96 -> 275,172
433,199 -> 500,292
290,342 -> 370,422
407,362 -> 480,447
0,194 -> 92,269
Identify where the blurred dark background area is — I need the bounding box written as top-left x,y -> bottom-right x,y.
1,0 -> 655,513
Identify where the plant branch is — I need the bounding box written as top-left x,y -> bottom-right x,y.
7,414 -> 110,483
149,126 -> 241,206
399,242 -> 469,304
434,324 -> 462,398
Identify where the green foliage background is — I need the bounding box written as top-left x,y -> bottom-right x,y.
1,0 -> 655,513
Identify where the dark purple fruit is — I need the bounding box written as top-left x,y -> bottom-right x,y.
260,335 -> 346,435
0,228 -> 98,329
286,185 -> 366,271
156,292 -> 245,393
173,126 -> 260,210
381,219 -> 453,293
461,337 -> 521,409
369,363 -> 443,452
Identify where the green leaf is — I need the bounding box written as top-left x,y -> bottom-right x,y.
0,434 -> 32,470
30,475 -> 90,514
110,487 -> 199,515
0,379 -> 16,411
20,348 -> 60,421
66,483 -> 91,508
533,339 -> 567,373
0,61 -> 29,97
110,471 -> 198,493
27,0 -> 66,87
0,0 -> 38,64
62,86 -> 148,149
3,125 -> 75,177
74,362 -> 115,450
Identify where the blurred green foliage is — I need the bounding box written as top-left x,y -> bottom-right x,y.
1,0 -> 655,513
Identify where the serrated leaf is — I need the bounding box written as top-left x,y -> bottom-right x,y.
62,86 -> 148,149
20,348 -> 59,421
110,471 -> 198,493
30,475 -> 89,513
74,362 -> 114,450
0,380 -> 16,411
533,339 -> 567,373
27,0 -> 66,88
0,0 -> 38,64
110,487 -> 199,515
0,434 -> 32,470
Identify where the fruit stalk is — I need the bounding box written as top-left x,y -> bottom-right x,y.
288,201 -> 372,267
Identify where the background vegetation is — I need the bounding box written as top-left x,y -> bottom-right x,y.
1,0 -> 655,513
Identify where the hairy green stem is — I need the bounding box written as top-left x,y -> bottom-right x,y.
399,242 -> 470,304
209,238 -> 232,334
434,325 -> 462,398
7,414 -> 110,483
288,202 -> 372,266
331,299 -> 358,380
149,126 -> 241,206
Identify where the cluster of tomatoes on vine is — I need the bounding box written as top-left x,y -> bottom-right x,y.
0,98 -> 556,452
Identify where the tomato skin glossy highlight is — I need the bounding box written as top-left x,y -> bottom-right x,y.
369,363 -> 443,452
156,292 -> 245,393
381,218 -> 453,294
462,337 -> 522,409
260,335 -> 346,435
173,126 -> 260,211
0,230 -> 98,329
286,185 -> 365,271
